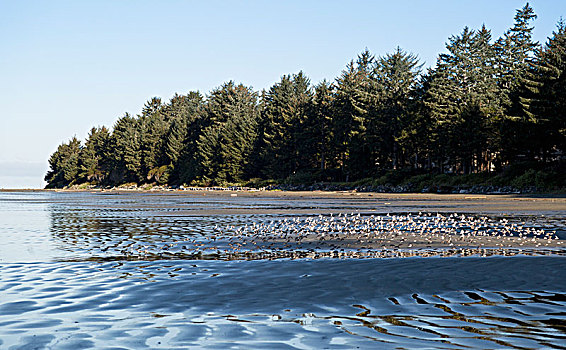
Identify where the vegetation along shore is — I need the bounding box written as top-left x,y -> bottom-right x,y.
45,4 -> 565,193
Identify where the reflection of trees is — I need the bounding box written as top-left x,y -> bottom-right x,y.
49,205 -> 566,261
48,206 -> 215,259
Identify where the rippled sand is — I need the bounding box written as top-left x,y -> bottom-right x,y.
0,191 -> 565,349
1,258 -> 565,349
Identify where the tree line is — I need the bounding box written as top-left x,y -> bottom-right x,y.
45,4 -> 565,189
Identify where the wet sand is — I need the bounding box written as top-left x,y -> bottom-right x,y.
10,188 -> 565,212
5,190 -> 564,259
1,191 -> 565,348
1,257 -> 565,349
58,189 -> 566,215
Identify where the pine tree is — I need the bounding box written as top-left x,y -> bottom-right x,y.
138,98 -> 170,182
289,71 -> 315,173
333,50 -> 378,180
494,3 -> 539,163
495,3 -> 538,97
45,3 -> 564,188
163,93 -> 197,122
311,80 -> 335,173
217,102 -> 258,182
259,75 -> 293,179
165,118 -> 186,167
521,21 -> 566,160
197,82 -> 258,184
260,72 -> 313,179
426,26 -> 500,174
407,70 -> 435,170
373,47 -> 422,169
77,126 -> 110,184
45,137 -> 82,188
109,113 -> 142,183
163,92 -> 205,175
172,92 -> 206,185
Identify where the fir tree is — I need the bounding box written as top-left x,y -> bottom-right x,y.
494,3 -> 539,163
77,126 -> 110,184
109,113 -> 142,183
44,3 -> 563,189
426,26 -> 500,174
333,50 -> 378,180
311,80 -> 335,173
521,21 -> 566,160
260,72 -> 313,179
138,98 -> 170,182
197,82 -> 258,184
45,137 -> 82,188
373,47 -> 422,169
173,92 -> 206,185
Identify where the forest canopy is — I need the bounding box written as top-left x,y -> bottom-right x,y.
45,4 -> 565,190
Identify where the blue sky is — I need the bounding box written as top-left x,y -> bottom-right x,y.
1,0 -> 565,188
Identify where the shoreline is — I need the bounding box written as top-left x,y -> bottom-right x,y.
4,187 -> 566,197
3,188 -> 566,215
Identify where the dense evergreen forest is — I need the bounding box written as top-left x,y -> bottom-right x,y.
45,4 -> 566,190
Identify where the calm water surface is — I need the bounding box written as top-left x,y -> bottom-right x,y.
1,191 -> 565,349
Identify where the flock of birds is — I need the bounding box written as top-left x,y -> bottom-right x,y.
116,212 -> 563,260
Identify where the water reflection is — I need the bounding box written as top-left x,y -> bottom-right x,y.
48,202 -> 565,261
2,192 -> 565,348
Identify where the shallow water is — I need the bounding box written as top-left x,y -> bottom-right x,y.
1,191 -> 565,349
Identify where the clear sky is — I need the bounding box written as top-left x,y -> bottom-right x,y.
1,0 -> 565,188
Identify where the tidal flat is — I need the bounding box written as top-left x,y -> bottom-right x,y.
1,190 -> 565,349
